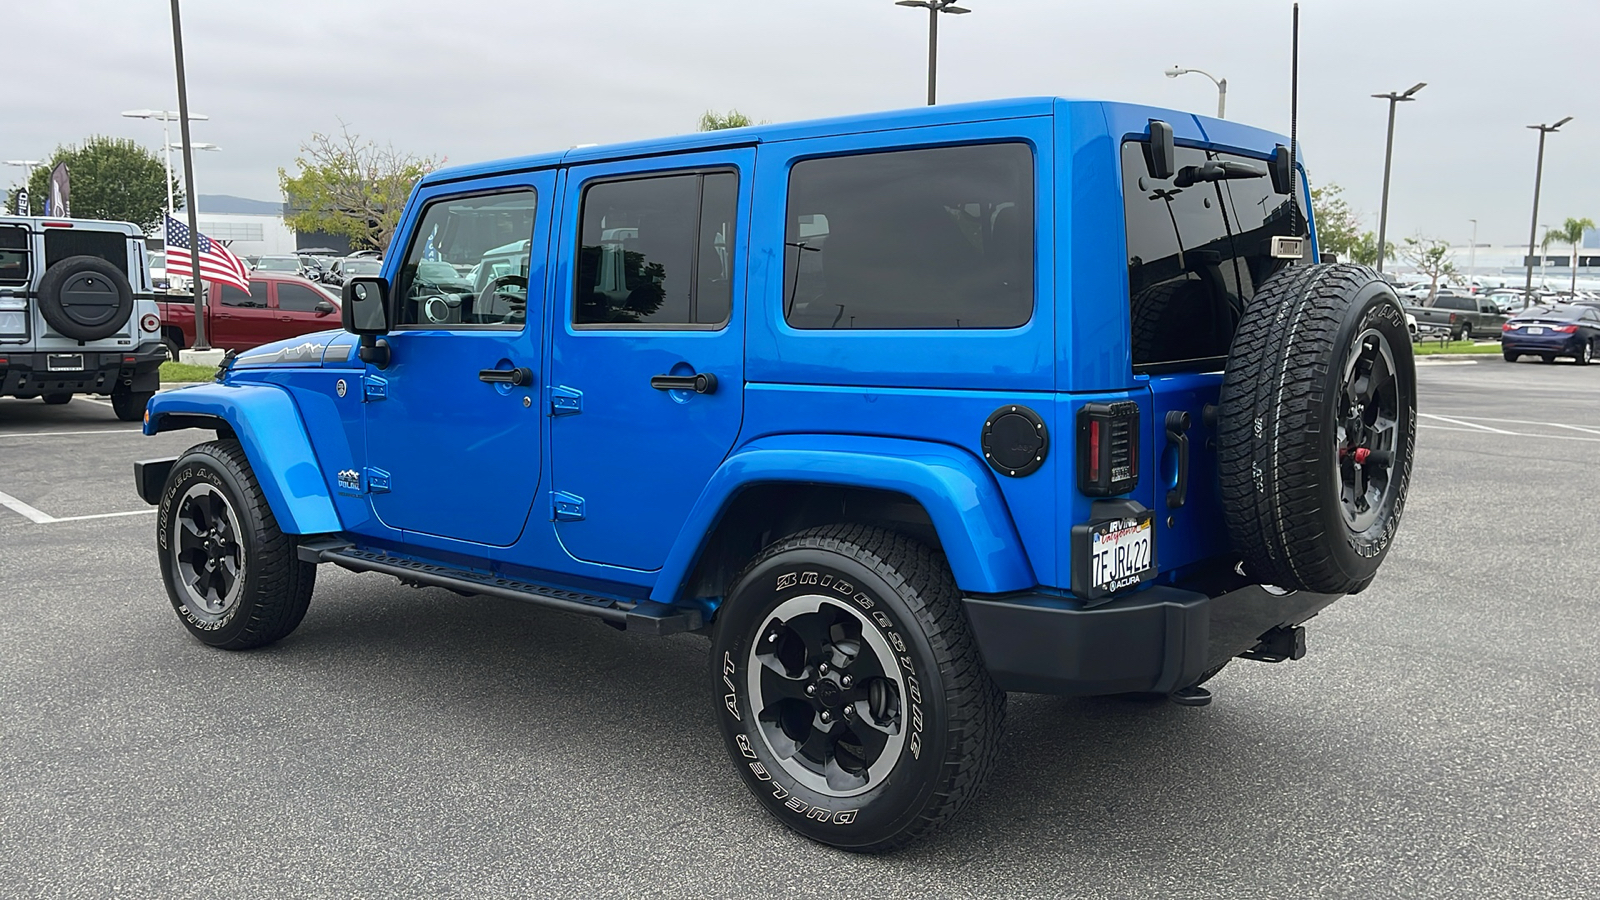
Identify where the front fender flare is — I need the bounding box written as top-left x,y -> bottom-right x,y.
652,435 -> 1036,604
144,383 -> 341,535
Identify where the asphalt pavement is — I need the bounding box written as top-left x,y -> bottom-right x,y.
1,359 -> 1597,899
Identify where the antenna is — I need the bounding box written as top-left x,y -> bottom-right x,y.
1289,3 -> 1301,235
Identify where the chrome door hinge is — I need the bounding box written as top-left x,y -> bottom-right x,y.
549,385 -> 582,416
550,491 -> 585,521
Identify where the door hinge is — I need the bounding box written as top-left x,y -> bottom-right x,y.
362,373 -> 388,402
363,467 -> 391,493
549,384 -> 582,416
550,491 -> 585,521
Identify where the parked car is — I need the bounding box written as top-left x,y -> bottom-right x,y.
134,98 -> 1417,852
0,216 -> 166,419
1500,304 -> 1600,364
157,272 -> 339,357
1407,292 -> 1509,341
332,255 -> 383,285
251,255 -> 305,276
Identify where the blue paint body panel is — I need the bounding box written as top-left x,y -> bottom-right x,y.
142,96 -> 1320,628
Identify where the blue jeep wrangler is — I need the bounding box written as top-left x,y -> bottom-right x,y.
135,98 -> 1416,851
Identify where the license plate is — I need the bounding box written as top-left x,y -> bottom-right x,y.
46,354 -> 84,372
1071,509 -> 1157,599
1526,326 -> 1543,334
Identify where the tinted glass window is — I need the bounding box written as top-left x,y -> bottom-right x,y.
44,230 -> 126,275
277,283 -> 326,312
576,171 -> 736,327
784,143 -> 1033,330
1123,141 -> 1304,371
218,282 -> 266,308
254,257 -> 299,273
1437,296 -> 1471,310
396,189 -> 537,329
0,226 -> 26,285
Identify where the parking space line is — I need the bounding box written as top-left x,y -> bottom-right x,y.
1427,413 -> 1600,433
0,429 -> 141,438
0,488 -> 155,524
1418,413 -> 1515,434
1418,424 -> 1600,443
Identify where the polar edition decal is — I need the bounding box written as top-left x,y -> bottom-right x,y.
233,339 -> 333,368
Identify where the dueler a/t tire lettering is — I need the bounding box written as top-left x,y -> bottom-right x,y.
711,524 -> 1004,853
1218,263 -> 1417,594
157,440 -> 315,650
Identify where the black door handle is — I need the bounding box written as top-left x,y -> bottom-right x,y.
479,367 -> 533,387
1165,410 -> 1190,510
650,372 -> 717,394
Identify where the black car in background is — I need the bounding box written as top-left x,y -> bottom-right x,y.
1501,304 -> 1600,365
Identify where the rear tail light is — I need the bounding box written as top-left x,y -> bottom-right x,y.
1077,401 -> 1140,496
1502,323 -> 1516,332
140,313 -> 160,332
1555,324 -> 1579,333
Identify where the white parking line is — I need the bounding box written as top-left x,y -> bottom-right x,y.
0,489 -> 155,524
1418,413 -> 1516,434
1418,424 -> 1600,443
0,429 -> 141,438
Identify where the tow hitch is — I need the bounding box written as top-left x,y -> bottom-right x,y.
1240,625 -> 1307,663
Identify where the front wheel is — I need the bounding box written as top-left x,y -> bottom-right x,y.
712,525 -> 1003,852
1574,342 -> 1594,366
156,440 -> 315,649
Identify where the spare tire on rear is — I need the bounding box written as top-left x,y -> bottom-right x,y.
1218,263 -> 1416,595
36,255 -> 135,342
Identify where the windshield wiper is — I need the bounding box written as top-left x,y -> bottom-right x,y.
1174,159 -> 1268,188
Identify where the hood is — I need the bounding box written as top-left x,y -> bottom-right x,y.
229,329 -> 360,369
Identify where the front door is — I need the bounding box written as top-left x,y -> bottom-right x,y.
270,279 -> 339,343
548,149 -> 751,570
209,278 -> 274,350
363,172 -> 555,546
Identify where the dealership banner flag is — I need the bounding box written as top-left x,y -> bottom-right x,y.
47,163 -> 69,217
12,187 -> 26,215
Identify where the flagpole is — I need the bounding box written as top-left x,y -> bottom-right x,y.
170,0 -> 208,351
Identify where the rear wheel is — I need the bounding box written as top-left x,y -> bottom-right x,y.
111,387 -> 153,422
161,336 -> 182,362
156,440 -> 315,649
1459,323 -> 1473,341
1574,341 -> 1593,366
712,524 -> 1003,852
41,393 -> 72,405
1542,353 -> 1557,364
1503,352 -> 1520,363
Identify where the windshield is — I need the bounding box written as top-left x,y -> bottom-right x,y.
255,257 -> 299,272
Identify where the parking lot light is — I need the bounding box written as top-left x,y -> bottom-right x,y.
895,0 -> 971,106
1523,117 -> 1573,307
1372,82 -> 1426,273
1165,66 -> 1227,119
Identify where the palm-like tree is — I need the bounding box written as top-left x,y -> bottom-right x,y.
1541,217 -> 1597,294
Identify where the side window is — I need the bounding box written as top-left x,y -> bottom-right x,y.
575,170 -> 737,328
1123,141 -> 1303,371
395,189 -> 538,329
0,225 -> 28,286
276,283 -> 326,312
784,143 -> 1033,330
218,282 -> 266,308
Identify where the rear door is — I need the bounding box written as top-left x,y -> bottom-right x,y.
547,148 -> 751,571
1120,139 -> 1305,575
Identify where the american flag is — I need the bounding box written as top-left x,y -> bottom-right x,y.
164,215 -> 251,294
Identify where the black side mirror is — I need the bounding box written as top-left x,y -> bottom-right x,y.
342,277 -> 392,368
1270,144 -> 1293,195
314,300 -> 336,316
1143,119 -> 1175,180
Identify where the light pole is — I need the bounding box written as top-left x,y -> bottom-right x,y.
894,0 -> 970,106
1165,66 -> 1227,118
122,109 -> 209,214
1467,218 -> 1477,289
1371,82 -> 1426,274
1523,117 -> 1572,306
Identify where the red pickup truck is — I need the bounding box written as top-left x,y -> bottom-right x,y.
158,272 -> 341,358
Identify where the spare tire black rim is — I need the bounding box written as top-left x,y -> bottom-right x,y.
173,483 -> 246,620
746,595 -> 906,797
1337,328 -> 1401,533
60,272 -> 121,327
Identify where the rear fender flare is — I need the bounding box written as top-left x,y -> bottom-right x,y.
144,383 -> 340,535
651,434 -> 1036,604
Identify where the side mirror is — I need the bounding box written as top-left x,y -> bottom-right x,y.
1270,144 -> 1293,195
314,300 -> 336,316
1143,119 -> 1175,180
342,277 -> 392,368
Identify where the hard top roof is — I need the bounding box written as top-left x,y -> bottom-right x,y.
0,216 -> 144,235
421,96 -> 1297,187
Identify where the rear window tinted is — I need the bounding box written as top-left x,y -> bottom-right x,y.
1123,141 -> 1304,372
44,230 -> 127,276
784,142 -> 1033,330
0,225 -> 26,285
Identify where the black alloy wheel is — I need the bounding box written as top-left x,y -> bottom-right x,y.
1336,329 -> 1402,534
171,483 -> 247,622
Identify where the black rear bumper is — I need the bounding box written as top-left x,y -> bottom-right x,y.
0,342 -> 166,397
962,584 -> 1342,696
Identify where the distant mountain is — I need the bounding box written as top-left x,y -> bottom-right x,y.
196,194 -> 282,215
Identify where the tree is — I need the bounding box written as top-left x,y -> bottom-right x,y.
279,124 -> 440,252
1348,231 -> 1395,268
1400,236 -> 1458,298
698,109 -> 759,131
1541,216 -> 1596,294
1310,183 -> 1361,261
7,136 -> 178,227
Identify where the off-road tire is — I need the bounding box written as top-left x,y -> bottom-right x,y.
157,440 -> 315,650
111,388 -> 154,422
36,255 -> 135,342
712,524 -> 1004,852
1218,263 -> 1416,595
41,393 -> 71,405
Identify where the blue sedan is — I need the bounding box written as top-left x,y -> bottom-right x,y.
1501,304 -> 1600,365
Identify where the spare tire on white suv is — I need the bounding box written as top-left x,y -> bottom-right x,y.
37,255 -> 136,342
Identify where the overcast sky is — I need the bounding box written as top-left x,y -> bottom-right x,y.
5,0 -> 1595,247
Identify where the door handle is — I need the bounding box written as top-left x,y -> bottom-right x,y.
479,366 -> 534,387
1165,410 -> 1190,510
650,372 -> 717,394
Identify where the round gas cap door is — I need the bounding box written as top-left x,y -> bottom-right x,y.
981,405 -> 1048,477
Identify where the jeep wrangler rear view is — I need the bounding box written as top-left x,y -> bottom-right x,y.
134,98 -> 1416,851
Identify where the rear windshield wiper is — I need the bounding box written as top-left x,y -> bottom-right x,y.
1174,159 -> 1267,188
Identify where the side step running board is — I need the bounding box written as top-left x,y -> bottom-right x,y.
296,538 -> 701,635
